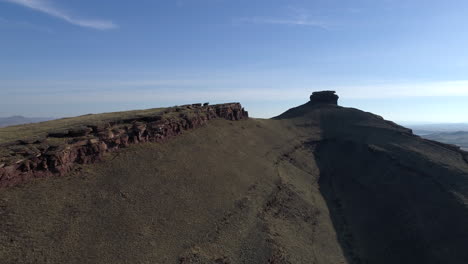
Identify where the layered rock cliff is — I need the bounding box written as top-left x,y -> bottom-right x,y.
0,103 -> 248,188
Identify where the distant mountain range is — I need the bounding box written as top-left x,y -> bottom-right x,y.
408,123 -> 468,135
406,123 -> 468,151
423,131 -> 468,151
0,116 -> 53,128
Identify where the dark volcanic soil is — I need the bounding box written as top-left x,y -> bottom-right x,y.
1,100 -> 468,263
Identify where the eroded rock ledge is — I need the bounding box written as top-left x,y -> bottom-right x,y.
0,103 -> 248,188
309,91 -> 339,105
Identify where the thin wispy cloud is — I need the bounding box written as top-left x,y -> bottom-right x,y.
236,7 -> 328,29
2,0 -> 117,30
336,80 -> 468,99
2,78 -> 468,120
239,17 -> 326,27
4,79 -> 468,102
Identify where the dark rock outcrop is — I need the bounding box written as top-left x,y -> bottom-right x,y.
0,103 -> 248,188
310,91 -> 339,105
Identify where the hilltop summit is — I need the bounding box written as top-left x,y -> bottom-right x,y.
274,90 -> 341,119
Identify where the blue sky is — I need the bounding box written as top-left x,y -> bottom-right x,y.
1,0 -> 468,122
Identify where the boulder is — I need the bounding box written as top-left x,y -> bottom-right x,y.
68,127 -> 94,137
48,130 -> 69,138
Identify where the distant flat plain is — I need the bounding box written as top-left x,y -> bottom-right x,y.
407,123 -> 468,151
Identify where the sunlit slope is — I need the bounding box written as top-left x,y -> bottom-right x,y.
2,99 -> 468,264
0,118 -> 346,264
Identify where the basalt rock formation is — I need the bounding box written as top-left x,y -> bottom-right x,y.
0,103 -> 248,188
309,90 -> 339,105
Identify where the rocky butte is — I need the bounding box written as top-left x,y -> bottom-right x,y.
309,90 -> 339,105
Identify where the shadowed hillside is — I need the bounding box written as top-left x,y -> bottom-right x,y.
276,93 -> 468,263
1,92 -> 468,263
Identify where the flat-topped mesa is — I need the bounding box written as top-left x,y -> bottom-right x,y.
0,103 -> 248,188
309,91 -> 339,105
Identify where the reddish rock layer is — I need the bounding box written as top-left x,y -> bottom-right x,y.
0,103 -> 248,188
